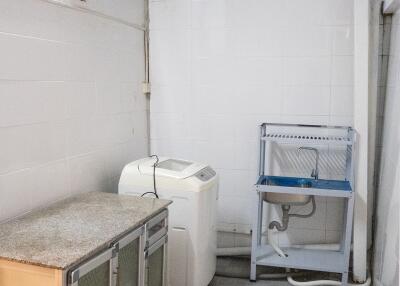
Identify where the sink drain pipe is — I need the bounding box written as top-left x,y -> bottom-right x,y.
267,196 -> 317,257
217,196 -> 341,256
216,196 -> 334,257
269,196 -> 316,232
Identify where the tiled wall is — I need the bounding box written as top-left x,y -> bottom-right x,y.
0,0 -> 147,222
149,0 -> 354,247
372,11 -> 400,286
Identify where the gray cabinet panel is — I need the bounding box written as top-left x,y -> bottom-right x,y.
118,239 -> 140,286
78,261 -> 110,286
147,245 -> 164,286
68,209 -> 168,286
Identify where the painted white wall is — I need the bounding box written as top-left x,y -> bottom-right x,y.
0,0 -> 148,222
372,10 -> 400,286
149,0 -> 354,247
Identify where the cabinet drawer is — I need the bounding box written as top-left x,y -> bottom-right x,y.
146,210 -> 168,248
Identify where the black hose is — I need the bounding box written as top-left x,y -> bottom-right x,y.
289,196 -> 316,218
141,155 -> 159,199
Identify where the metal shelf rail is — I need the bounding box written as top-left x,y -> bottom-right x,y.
250,123 -> 356,286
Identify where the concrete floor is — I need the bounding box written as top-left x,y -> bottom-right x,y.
210,276 -> 291,286
211,256 -> 292,285
211,257 -> 341,286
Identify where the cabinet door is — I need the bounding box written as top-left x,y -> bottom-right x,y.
115,226 -> 145,286
118,236 -> 141,286
146,236 -> 167,286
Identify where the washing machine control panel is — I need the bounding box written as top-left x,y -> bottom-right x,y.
195,167 -> 216,181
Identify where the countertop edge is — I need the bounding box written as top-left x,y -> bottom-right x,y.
0,192 -> 172,271
0,205 -> 172,271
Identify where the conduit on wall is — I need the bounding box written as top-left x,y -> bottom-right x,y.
353,0 -> 371,283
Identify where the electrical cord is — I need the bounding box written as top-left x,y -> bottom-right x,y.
141,155 -> 159,199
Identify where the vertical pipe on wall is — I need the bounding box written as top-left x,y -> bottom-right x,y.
144,0 -> 151,155
367,0 -> 382,251
353,0 -> 370,282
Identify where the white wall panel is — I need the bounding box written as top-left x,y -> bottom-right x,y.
150,0 -> 354,246
0,0 -> 147,222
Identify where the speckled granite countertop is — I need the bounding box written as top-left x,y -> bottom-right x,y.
0,192 -> 171,270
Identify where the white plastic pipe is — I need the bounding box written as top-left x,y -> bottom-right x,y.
287,275 -> 371,286
216,243 -> 343,256
216,247 -> 251,256
290,244 -> 342,251
267,228 -> 287,257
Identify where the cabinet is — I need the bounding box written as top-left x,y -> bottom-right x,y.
0,192 -> 171,286
0,260 -> 63,286
0,209 -> 168,286
69,210 -> 168,286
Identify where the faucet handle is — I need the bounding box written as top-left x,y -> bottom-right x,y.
311,169 -> 317,179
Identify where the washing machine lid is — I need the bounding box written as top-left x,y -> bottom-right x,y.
138,157 -> 209,179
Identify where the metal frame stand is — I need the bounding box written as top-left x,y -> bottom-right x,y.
250,123 -> 356,286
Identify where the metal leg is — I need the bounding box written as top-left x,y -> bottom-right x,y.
110,244 -> 119,286
341,194 -> 355,286
341,271 -> 349,286
139,227 -> 146,286
257,193 -> 264,246
162,217 -> 168,286
250,192 -> 263,281
340,198 -> 349,252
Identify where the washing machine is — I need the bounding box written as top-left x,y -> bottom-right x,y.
118,157 -> 218,286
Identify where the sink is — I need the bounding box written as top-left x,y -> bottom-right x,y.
266,177 -> 312,188
258,176 -> 351,205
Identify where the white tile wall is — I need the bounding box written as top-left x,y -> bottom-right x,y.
149,0 -> 354,247
0,0 -> 147,222
373,10 -> 400,286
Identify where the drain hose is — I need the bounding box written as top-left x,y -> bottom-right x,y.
287,275 -> 371,286
267,228 -> 287,257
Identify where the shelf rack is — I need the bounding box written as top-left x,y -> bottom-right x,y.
250,123 -> 356,286
262,133 -> 353,146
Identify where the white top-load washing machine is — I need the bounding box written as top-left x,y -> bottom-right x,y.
119,157 -> 218,286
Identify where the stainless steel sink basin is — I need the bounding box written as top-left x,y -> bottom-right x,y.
262,176 -> 312,205
258,176 -> 351,205
266,178 -> 312,188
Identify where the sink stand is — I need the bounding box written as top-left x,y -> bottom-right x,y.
250,123 -> 356,286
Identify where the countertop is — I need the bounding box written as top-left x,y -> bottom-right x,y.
0,192 -> 171,270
